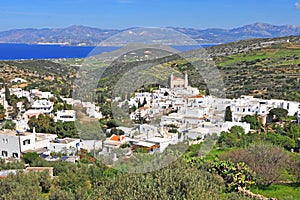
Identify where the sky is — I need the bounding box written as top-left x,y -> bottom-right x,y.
0,0 -> 300,31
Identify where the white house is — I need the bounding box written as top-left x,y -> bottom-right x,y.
10,78 -> 27,84
186,95 -> 204,107
146,137 -> 172,152
134,92 -> 152,105
160,112 -> 183,127
0,130 -> 35,159
23,109 -> 44,121
55,110 -> 76,122
81,140 -> 103,152
187,127 -> 210,140
102,134 -> 126,153
82,101 -> 103,119
61,97 -> 75,105
139,124 -> 158,138
9,88 -> 30,99
30,89 -> 53,99
130,106 -> 150,121
266,99 -> 299,116
0,130 -> 57,160
31,100 -> 53,114
231,95 -> 300,122
50,138 -> 81,155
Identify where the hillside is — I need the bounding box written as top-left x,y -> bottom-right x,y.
0,60 -> 78,97
0,23 -> 300,45
0,36 -> 299,102
214,43 -> 300,101
91,36 -> 300,102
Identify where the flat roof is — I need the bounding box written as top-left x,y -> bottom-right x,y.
135,141 -> 156,148
51,138 -> 79,144
0,129 -> 33,136
24,109 -> 43,114
57,110 -> 76,115
146,137 -> 170,143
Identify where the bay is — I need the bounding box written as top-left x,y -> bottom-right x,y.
0,43 -> 214,60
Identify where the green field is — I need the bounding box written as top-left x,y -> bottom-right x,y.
250,184 -> 300,200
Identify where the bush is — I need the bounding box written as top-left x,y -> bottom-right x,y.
221,142 -> 296,186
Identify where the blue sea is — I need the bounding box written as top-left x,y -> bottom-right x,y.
0,43 -> 214,60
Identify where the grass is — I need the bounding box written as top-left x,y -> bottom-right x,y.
204,147 -> 231,161
185,142 -> 233,162
250,183 -> 300,200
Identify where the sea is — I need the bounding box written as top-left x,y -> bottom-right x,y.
0,43 -> 215,60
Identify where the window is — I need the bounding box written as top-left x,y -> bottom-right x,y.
2,138 -> 8,143
1,151 -> 8,157
23,139 -> 30,145
12,153 -> 19,158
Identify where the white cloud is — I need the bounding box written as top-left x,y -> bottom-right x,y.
295,2 -> 300,9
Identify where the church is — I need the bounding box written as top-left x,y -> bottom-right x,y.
170,72 -> 188,89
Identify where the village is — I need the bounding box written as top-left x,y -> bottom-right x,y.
0,73 -> 300,163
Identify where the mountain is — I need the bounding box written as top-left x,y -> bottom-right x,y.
0,25 -> 119,46
0,23 -> 300,46
173,23 -> 300,43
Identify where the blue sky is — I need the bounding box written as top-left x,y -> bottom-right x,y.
0,0 -> 300,30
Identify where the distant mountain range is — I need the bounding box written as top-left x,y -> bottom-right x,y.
0,23 -> 300,46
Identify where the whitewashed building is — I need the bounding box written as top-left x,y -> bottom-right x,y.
31,100 -> 53,114
0,130 -> 57,160
55,110 -> 76,122
50,138 -> 81,154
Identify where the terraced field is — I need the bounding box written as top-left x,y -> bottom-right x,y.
215,44 -> 300,101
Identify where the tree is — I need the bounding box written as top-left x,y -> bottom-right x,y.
129,104 -> 137,114
221,142 -> 295,186
0,172 -> 42,200
106,119 -> 118,129
28,115 -> 78,138
93,159 -> 253,199
4,84 -> 11,105
49,188 -> 75,200
22,152 -> 40,164
142,98 -> 147,106
217,131 -> 238,148
53,121 -> 78,138
242,115 -> 260,130
106,127 -> 125,138
225,106 -> 232,121
0,104 -> 5,121
268,108 -> 288,122
229,126 -> 245,136
2,119 -> 16,130
111,127 -> 124,136
28,114 -> 55,133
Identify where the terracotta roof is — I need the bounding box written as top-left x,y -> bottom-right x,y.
138,106 -> 148,111
173,76 -> 183,80
189,95 -> 203,99
110,135 -> 125,142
